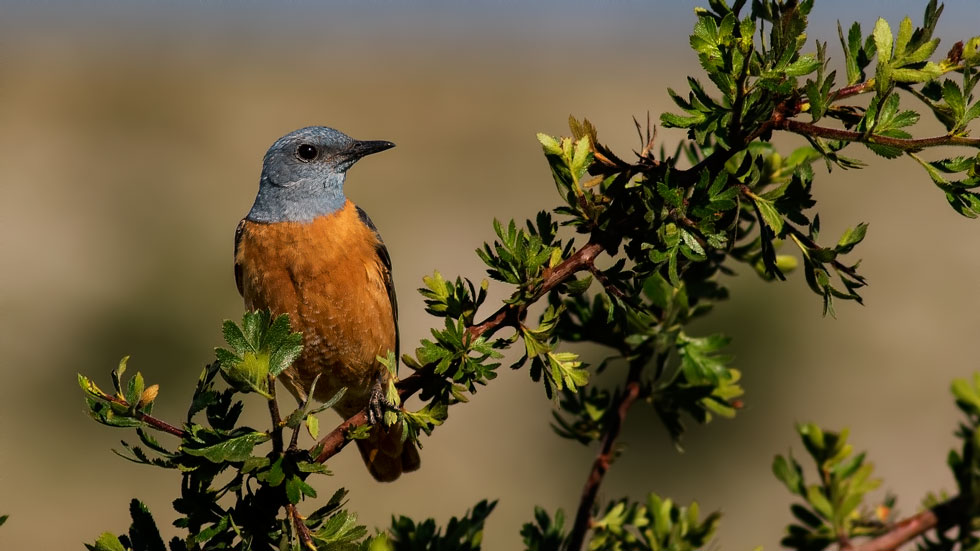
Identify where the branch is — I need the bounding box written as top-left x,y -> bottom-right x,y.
136,412 -> 186,438
777,119 -> 980,150
268,375 -> 284,456
93,391 -> 187,438
829,81 -> 876,103
311,240 -> 607,464
845,496 -> 969,551
565,363 -> 645,551
286,504 -> 316,551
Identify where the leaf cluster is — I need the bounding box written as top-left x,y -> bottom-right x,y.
773,424 -> 884,551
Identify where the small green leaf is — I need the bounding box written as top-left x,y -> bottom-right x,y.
773,455 -> 804,495
183,431 -> 269,463
836,223 -> 868,253
893,16 -> 913,59
89,533 -> 126,551
806,485 -> 834,520
221,319 -> 251,354
873,18 -> 893,65
751,194 -> 784,234
306,414 -> 320,439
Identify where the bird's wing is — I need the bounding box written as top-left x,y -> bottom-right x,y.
234,219 -> 246,297
355,205 -> 399,362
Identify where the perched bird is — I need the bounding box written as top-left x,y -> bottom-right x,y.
234,126 -> 419,481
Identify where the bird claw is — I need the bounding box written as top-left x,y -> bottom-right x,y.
366,378 -> 389,426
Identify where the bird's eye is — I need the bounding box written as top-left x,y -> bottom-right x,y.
297,144 -> 319,161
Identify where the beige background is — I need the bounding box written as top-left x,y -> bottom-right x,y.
1,1 -> 978,549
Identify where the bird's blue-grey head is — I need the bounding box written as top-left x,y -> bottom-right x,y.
246,126 -> 395,223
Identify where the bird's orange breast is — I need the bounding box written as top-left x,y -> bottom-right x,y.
235,200 -> 395,416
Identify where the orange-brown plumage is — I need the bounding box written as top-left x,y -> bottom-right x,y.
235,199 -> 419,481
236,201 -> 394,415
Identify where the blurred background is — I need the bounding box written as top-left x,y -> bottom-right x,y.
2,1 -> 979,548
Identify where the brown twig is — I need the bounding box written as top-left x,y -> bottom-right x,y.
844,496 -> 968,551
829,81 -> 876,103
286,503 -> 316,551
588,263 -> 628,300
310,240 -> 607,464
137,412 -> 186,438
95,392 -> 187,438
267,376 -> 284,456
777,118 -> 980,150
565,363 -> 645,551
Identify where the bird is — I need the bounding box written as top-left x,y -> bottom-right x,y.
233,126 -> 419,481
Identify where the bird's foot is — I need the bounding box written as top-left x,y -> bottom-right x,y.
366,377 -> 392,426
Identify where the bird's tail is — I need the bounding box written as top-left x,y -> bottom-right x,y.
355,422 -> 421,482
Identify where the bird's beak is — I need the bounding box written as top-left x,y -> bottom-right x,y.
348,139 -> 396,160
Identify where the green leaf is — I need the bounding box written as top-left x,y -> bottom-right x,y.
773,455 -> 805,496
570,136 -> 594,183
182,431 -> 269,463
785,55 -> 821,77
285,476 -> 302,504
127,499 -> 166,551
806,486 -> 834,520
873,18 -> 893,65
751,194 -> 784,234
89,533 -> 126,551
839,21 -> 862,85
835,223 -> 868,254
221,319 -> 251,354
952,377 -> 980,413
943,80 -> 966,121
537,133 -> 561,155
964,36 -> 980,65
893,16 -> 913,59
306,414 -> 319,439
125,371 -> 145,408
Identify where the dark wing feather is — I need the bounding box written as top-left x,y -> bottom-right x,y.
234,219 -> 246,297
355,206 -> 399,363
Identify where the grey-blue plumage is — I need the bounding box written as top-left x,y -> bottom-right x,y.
245,126 -> 395,224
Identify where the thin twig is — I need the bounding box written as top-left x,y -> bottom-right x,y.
286,503 -> 316,551
289,422 -> 302,452
95,392 -> 187,438
267,375 -> 284,456
844,496 -> 968,551
565,362 -> 645,551
137,412 -> 186,438
829,81 -> 876,103
778,119 -> 980,150
588,264 -> 627,300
